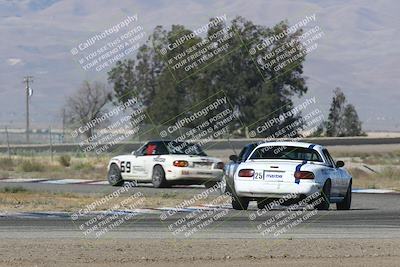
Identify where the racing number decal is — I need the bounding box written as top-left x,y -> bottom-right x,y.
120,161 -> 131,173
254,172 -> 263,180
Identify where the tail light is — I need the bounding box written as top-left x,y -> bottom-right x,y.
215,162 -> 224,169
238,169 -> 254,177
173,160 -> 189,167
294,171 -> 315,179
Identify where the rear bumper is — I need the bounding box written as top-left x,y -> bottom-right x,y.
235,180 -> 321,198
165,168 -> 223,182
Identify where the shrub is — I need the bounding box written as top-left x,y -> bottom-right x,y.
58,155 -> 71,167
0,158 -> 15,171
379,167 -> 400,180
1,186 -> 28,193
17,160 -> 45,172
73,161 -> 94,171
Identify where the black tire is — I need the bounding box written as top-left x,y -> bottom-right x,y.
219,175 -> 228,194
221,175 -> 248,210
107,164 -> 124,186
232,196 -> 249,210
337,181 -> 352,210
223,175 -> 236,194
257,198 -> 273,210
316,180 -> 331,210
222,175 -> 239,201
152,165 -> 168,188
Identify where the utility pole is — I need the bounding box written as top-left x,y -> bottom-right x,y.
62,108 -> 66,143
5,126 -> 11,159
49,126 -> 53,162
23,76 -> 33,143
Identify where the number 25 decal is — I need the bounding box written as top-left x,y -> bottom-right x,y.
120,161 -> 131,173
254,172 -> 263,179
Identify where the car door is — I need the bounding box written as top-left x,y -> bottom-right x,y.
132,141 -> 168,181
325,149 -> 349,195
119,157 -> 134,180
142,141 -> 169,180
130,144 -> 149,180
322,149 -> 342,197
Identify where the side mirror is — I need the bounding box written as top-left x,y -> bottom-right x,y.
229,155 -> 238,162
336,160 -> 345,168
131,151 -> 136,155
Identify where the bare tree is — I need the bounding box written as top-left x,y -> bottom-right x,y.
65,81 -> 112,139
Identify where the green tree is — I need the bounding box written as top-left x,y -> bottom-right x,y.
108,16 -> 309,137
324,88 -> 364,137
342,104 -> 363,136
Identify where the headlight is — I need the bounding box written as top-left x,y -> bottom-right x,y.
173,160 -> 189,167
215,162 -> 225,169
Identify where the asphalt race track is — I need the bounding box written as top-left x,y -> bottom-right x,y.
0,181 -> 399,239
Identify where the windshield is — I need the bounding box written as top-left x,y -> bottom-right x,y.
166,141 -> 207,156
249,146 -> 323,162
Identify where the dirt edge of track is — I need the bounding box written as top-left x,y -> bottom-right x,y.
1,238 -> 399,267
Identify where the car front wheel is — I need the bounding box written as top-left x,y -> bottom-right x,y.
152,165 -> 168,188
337,181 -> 352,210
316,180 -> 331,210
107,164 -> 124,186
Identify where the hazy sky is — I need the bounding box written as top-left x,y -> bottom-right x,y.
1,0 -> 399,131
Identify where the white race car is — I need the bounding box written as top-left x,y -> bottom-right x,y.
225,141 -> 352,210
107,140 -> 224,188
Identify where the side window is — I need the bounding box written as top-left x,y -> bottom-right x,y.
239,144 -> 257,162
136,144 -> 147,156
141,142 -> 169,156
322,149 -> 335,167
238,147 -> 248,162
157,142 -> 169,155
145,143 -> 158,155
325,150 -> 337,168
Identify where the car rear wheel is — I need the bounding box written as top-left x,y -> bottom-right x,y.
316,180 -> 331,210
232,196 -> 249,210
219,175 -> 227,194
107,164 -> 124,186
337,181 -> 352,210
257,198 -> 274,210
221,175 -> 236,195
152,165 -> 168,188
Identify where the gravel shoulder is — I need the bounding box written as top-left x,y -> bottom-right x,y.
0,238 -> 399,267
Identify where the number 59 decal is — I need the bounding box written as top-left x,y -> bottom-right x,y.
120,161 -> 131,173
